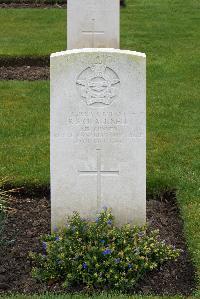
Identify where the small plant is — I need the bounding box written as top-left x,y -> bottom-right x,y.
30,208 -> 181,291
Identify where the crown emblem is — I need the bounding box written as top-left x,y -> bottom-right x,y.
76,63 -> 120,106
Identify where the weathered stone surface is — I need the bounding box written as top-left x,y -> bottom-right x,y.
67,0 -> 120,49
50,48 -> 146,228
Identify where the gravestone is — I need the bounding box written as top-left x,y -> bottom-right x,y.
67,0 -> 120,49
51,48 -> 146,228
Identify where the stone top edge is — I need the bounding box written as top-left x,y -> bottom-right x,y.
50,48 -> 146,58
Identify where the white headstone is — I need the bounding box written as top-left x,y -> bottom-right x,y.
51,48 -> 146,228
67,0 -> 120,49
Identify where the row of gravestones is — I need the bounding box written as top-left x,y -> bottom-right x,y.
51,0 -> 146,229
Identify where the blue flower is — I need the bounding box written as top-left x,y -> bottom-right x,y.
107,220 -> 112,225
83,262 -> 87,269
53,226 -> 58,232
138,231 -> 145,237
100,239 -> 105,244
56,259 -> 62,265
71,226 -> 76,232
115,258 -> 120,263
55,236 -> 60,241
102,249 -> 112,255
102,206 -> 108,211
95,217 -> 99,223
128,263 -> 132,269
42,242 -> 47,251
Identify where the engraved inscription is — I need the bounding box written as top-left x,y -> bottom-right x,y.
79,149 -> 119,209
76,63 -> 120,106
54,111 -> 145,144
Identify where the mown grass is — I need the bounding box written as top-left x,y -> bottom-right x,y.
1,0 -> 199,58
0,81 -> 50,188
0,0 -> 199,296
0,9 -> 66,57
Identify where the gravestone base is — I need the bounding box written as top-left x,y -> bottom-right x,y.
51,48 -> 146,229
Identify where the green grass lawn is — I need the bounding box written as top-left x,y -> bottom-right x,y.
0,81 -> 49,189
0,9 -> 66,57
0,0 -> 199,57
0,0 -> 200,296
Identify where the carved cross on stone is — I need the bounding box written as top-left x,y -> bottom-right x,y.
82,19 -> 104,48
79,149 -> 119,209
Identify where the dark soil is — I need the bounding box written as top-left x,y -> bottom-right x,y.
0,57 -> 50,80
0,57 -> 49,67
0,0 -> 126,8
0,191 -> 196,295
0,2 -> 66,8
0,66 -> 49,80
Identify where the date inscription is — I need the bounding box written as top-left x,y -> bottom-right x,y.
55,111 -> 145,144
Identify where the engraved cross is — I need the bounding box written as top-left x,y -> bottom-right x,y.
79,149 -> 119,209
82,18 -> 104,47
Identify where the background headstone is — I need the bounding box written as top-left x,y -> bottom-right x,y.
67,0 -> 120,49
51,49 -> 146,228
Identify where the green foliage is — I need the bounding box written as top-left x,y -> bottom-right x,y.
30,209 -> 180,291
